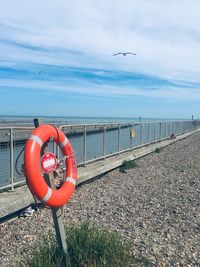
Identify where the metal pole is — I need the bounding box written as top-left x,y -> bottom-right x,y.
9,128 -> 15,191
131,123 -> 134,148
165,122 -> 167,139
159,123 -> 162,141
103,126 -> 106,159
46,172 -> 68,256
140,123 -> 142,145
83,125 -> 87,166
33,118 -> 68,257
154,123 -> 156,142
147,123 -> 150,144
118,125 -> 121,154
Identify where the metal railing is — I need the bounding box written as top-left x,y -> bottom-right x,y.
0,120 -> 199,191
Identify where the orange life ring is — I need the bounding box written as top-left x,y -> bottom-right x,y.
24,124 -> 77,208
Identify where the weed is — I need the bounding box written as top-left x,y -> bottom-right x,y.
18,222 -> 152,267
154,147 -> 162,153
120,160 -> 138,173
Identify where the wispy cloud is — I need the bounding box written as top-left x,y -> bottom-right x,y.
0,63 -> 199,100
0,0 -> 200,117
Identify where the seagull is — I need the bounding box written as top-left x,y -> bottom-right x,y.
39,70 -> 44,75
113,52 -> 136,56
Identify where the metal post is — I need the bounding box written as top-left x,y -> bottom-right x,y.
9,128 -> 15,191
154,123 -> 156,142
33,118 -> 68,257
118,125 -> 121,154
159,123 -> 162,141
103,126 -> 106,159
83,125 -> 87,166
46,172 -> 68,256
140,123 -> 142,145
131,123 -> 134,148
164,122 -> 167,139
147,123 -> 150,144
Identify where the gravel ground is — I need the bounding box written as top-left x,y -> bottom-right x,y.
0,132 -> 200,266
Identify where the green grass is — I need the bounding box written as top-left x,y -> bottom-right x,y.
154,147 -> 162,153
120,160 -> 138,173
18,234 -> 64,267
18,222 -> 152,267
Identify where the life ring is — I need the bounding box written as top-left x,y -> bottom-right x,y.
24,124 -> 77,208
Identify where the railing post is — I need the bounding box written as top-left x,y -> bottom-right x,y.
118,125 -> 121,154
159,123 -> 162,141
103,126 -> 106,159
131,123 -> 134,149
9,128 -> 15,191
140,123 -> 142,145
147,123 -> 150,143
83,125 -> 87,166
154,123 -> 156,142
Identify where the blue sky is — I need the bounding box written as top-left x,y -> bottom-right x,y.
0,1 -> 200,119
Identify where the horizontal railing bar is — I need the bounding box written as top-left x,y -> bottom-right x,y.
0,180 -> 26,192
0,120 -> 195,130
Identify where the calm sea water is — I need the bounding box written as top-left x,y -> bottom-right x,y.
0,115 -> 188,125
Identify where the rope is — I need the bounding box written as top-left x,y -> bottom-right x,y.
15,147 -> 25,175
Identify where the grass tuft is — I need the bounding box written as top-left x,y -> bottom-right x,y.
18,222 -> 152,267
154,147 -> 162,153
66,222 -> 132,267
120,160 -> 138,173
18,234 -> 65,267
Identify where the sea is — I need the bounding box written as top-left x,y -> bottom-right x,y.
0,115 -> 189,126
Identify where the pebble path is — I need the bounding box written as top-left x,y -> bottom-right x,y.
0,132 -> 200,266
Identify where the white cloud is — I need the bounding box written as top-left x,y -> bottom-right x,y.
0,0 -> 200,89
1,77 -> 200,101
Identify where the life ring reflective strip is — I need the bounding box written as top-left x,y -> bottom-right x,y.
24,124 -> 77,208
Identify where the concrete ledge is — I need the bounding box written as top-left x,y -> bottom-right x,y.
0,129 -> 199,218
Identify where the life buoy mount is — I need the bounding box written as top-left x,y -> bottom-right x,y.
24,124 -> 78,208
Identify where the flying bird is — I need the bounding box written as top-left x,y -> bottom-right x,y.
113,52 -> 136,56
38,70 -> 44,75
